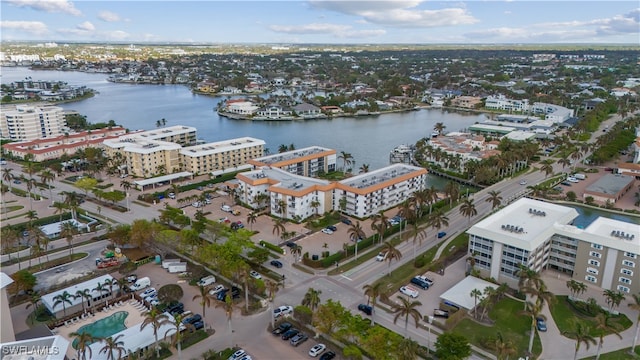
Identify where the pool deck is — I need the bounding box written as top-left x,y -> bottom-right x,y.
56,299 -> 148,359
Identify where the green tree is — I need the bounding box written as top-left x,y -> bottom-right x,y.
594,313 -> 622,360
99,334 -> 126,360
312,299 -> 346,337
52,291 -> 73,316
629,293 -> 640,354
75,177 -> 98,195
70,331 -> 99,360
192,285 -> 215,329
434,333 -> 471,360
392,295 -> 422,337
362,282 -> 384,326
485,190 -> 502,210
10,270 -> 37,298
562,321 -> 597,360
302,287 -> 322,311
396,337 -> 420,360
157,284 -> 184,304
140,306 -> 169,358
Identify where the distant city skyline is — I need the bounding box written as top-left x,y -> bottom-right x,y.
1,0 -> 639,44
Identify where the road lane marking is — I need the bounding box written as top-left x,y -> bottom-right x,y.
340,274 -> 352,281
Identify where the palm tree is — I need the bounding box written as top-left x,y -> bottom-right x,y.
338,151 -> 353,174
192,285 -> 214,329
371,211 -> 388,245
246,212 -> 257,231
362,282 -> 384,326
520,300 -> 545,354
52,291 -> 73,316
94,282 -> 109,306
392,295 -> 422,337
164,313 -> 192,360
359,163 -> 369,173
602,289 -> 625,312
563,320 -> 597,360
272,218 -> 286,240
104,277 -> 117,301
380,241 -> 402,276
444,181 -> 459,206
459,198 -> 477,224
594,313 -> 622,360
557,158 -> 571,170
63,191 -> 81,220
40,169 -> 55,205
215,293 -> 237,347
517,265 -> 542,294
428,209 -> 449,239
434,122 -> 446,134
140,306 -> 169,358
266,280 -> 283,329
470,288 -> 482,318
396,337 -> 420,360
291,244 -> 302,262
493,332 -> 517,360
539,159 -> 554,178
99,334 -> 126,360
74,289 -> 91,314
629,293 -> 640,354
302,287 -> 322,311
61,221 -> 78,260
485,190 -> 502,210
70,331 -> 99,360
347,221 -> 365,259
2,167 -> 13,192
24,177 -> 37,211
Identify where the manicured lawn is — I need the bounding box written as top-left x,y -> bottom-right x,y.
583,347 -> 640,359
550,296 -> 632,338
452,297 -> 542,358
438,232 -> 468,258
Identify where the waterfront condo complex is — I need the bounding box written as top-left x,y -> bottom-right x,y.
248,146 -> 337,177
467,198 -> 640,294
0,104 -> 66,141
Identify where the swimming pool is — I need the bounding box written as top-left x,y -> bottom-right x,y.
72,311 -> 128,349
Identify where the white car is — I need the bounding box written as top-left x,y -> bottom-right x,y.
273,305 -> 294,318
376,252 -> 387,261
399,285 -> 419,298
140,287 -> 156,298
519,180 -> 527,185
321,228 -> 334,235
249,271 -> 262,280
227,349 -> 246,360
309,343 -> 326,357
567,177 -> 580,183
208,284 -> 226,296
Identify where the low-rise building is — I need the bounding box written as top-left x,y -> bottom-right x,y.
41,275 -> 118,317
180,137 -> 265,175
451,96 -> 482,109
423,132 -> 500,171
467,198 -> 639,293
130,125 -> 197,146
103,137 -> 182,178
248,146 -> 337,177
583,174 -> 635,204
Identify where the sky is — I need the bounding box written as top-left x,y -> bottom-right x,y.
1,0 -> 639,44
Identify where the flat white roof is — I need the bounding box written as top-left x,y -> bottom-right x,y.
180,137 -> 265,157
87,312 -> 180,360
440,276 -> 498,310
131,125 -> 196,140
469,124 -> 516,133
252,146 -> 334,165
504,130 -> 537,141
103,138 -> 181,154
39,219 -> 84,237
554,217 -> 639,254
41,275 -> 117,314
245,167 -> 330,193
133,171 -> 193,187
467,198 -> 579,251
0,272 -> 14,289
339,163 -> 425,190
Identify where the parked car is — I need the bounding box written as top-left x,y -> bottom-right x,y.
309,344 -> 326,357
281,328 -> 299,340
536,317 -> 547,332
208,285 -> 226,296
192,321 -> 204,330
140,288 -> 157,299
433,309 -> 449,318
399,285 -> 419,298
182,314 -> 203,325
228,349 -> 246,360
319,351 -> 336,360
290,333 -> 309,347
357,304 -> 373,316
272,322 -> 292,335
126,274 -> 138,283
273,305 -> 293,318
321,228 -> 334,235
168,192 -> 176,199
410,277 -> 430,290
270,260 -> 283,268
285,241 -> 296,248
340,217 -> 352,225
167,302 -> 184,315
327,225 -> 337,232
249,270 -> 262,279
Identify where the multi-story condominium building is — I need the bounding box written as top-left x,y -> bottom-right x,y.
180,137 -> 265,175
248,146 -> 337,177
236,167 -> 333,221
485,96 -> 574,123
334,164 -> 428,218
1,127 -> 127,161
485,95 -> 529,113
131,125 -> 197,146
467,198 -> 639,293
0,104 -> 66,141
103,137 -> 181,178
530,102 -> 574,122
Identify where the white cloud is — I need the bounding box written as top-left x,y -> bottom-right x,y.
269,22 -> 385,38
76,21 -> 94,31
0,20 -> 48,35
309,0 -> 478,27
58,21 -> 96,36
104,30 -> 129,40
5,0 -> 81,16
98,10 -> 121,22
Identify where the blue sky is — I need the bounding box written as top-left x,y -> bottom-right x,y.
1,1 -> 638,44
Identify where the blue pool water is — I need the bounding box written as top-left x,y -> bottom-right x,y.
72,311 -> 128,349
570,204 -> 640,229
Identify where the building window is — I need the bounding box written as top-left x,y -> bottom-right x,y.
589,251 -> 602,258
585,275 -> 597,283
591,243 -> 603,250
586,267 -> 599,275
588,259 -> 600,267
617,285 -> 630,293
622,260 -> 636,268
621,268 -> 633,276
624,252 -> 637,259
619,277 -> 631,285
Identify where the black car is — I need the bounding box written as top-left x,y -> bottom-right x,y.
192,321 -> 204,330
410,277 -> 430,290
327,225 -> 337,232
272,321 -> 292,335
167,302 -> 184,314
290,333 -> 308,347
340,217 -> 352,225
270,260 -> 283,268
357,304 -> 373,315
217,286 -> 241,301
183,314 -> 202,325
281,328 -> 299,340
319,351 -> 336,360
285,241 -> 296,248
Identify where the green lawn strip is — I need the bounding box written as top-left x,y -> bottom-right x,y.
23,252 -> 88,272
582,346 -> 640,359
132,200 -> 151,207
373,240 -> 440,296
3,205 -> 24,213
452,297 -> 542,358
550,296 -> 632,338
328,235 -> 404,276
180,329 -> 209,349
2,211 -> 29,221
438,232 -> 468,259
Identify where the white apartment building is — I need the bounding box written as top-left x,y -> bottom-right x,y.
0,104 -> 66,141
249,146 -> 337,177
236,167 -> 333,221
530,102 -> 574,123
334,164 -> 428,218
467,198 -> 639,293
485,95 -> 530,113
485,95 -> 574,123
129,125 -> 197,146
224,100 -> 259,115
180,137 -> 265,175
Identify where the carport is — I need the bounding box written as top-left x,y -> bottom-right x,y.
439,276 -> 498,311
134,171 -> 193,191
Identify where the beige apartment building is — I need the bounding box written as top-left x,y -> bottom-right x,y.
0,104 -> 66,141
103,137 -> 181,178
132,125 -> 197,146
248,146 -> 337,177
180,137 -> 265,175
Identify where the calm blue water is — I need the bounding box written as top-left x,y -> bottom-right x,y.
569,204 -> 640,228
72,310 -> 128,349
1,67 -> 486,178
